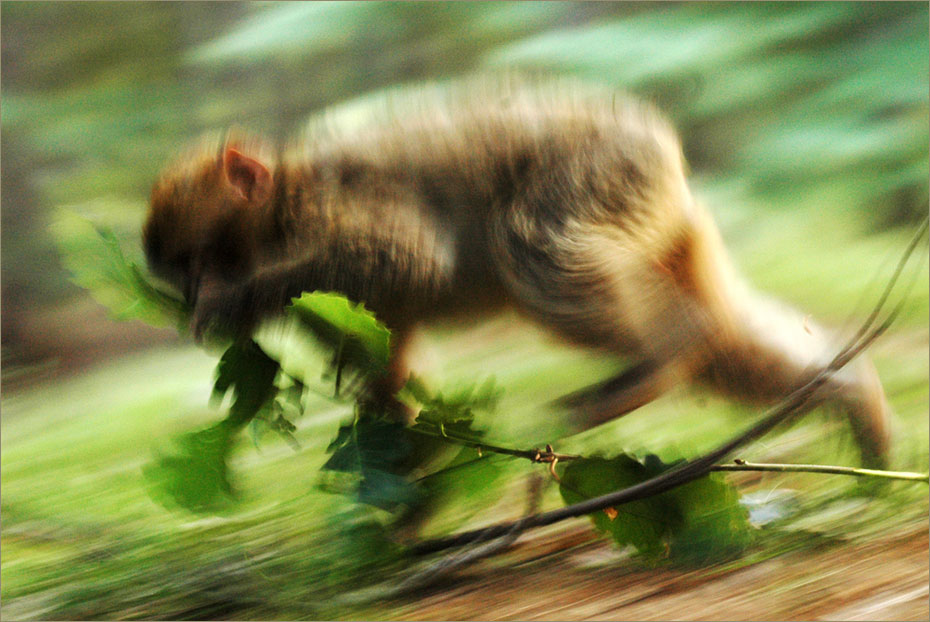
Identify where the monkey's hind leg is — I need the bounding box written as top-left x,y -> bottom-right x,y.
493,213 -> 710,433
556,360 -> 682,430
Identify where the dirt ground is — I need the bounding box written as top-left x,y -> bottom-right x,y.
384,522 -> 928,621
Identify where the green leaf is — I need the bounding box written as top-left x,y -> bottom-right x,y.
320,409 -> 423,512
406,376 -> 501,443
51,208 -> 188,328
412,447 -> 504,531
146,341 -> 282,514
253,316 -> 351,400
559,455 -> 671,558
559,454 -> 752,562
318,377 -> 507,524
288,292 -> 391,385
357,468 -> 422,512
142,422 -> 238,514
212,340 -> 281,427
664,465 -> 755,562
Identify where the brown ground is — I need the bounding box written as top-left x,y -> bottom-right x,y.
384,523 -> 928,621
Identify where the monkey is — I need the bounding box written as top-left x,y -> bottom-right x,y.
143,78 -> 891,468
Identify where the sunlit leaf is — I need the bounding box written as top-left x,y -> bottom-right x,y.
288,292 -> 391,387
51,208 -> 188,328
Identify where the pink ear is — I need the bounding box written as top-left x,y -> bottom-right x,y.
223,147 -> 272,203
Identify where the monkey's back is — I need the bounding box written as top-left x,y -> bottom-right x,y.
298,78 -> 685,211
290,79 -> 695,306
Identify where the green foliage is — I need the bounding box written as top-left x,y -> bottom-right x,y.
289,292 -> 391,395
51,209 -> 188,328
667,464 -> 755,562
212,340 -> 282,428
145,341 -> 282,514
320,376 -> 504,519
320,407 -> 424,513
404,375 -> 502,443
143,422 -> 239,514
139,292 -> 399,516
410,445 -> 504,532
558,454 -> 753,563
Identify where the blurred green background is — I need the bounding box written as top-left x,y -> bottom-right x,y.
2,2 -> 928,620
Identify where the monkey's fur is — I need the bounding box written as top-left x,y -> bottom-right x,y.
144,79 -> 891,467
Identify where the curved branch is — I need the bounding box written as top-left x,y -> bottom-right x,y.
411,219 -> 928,557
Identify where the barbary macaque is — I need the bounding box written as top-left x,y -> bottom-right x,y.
143,79 -> 891,467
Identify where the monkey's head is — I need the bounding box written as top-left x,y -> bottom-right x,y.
143,133 -> 277,304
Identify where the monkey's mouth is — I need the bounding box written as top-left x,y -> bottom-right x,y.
143,266 -> 190,306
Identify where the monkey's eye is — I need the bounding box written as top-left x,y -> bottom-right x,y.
204,224 -> 250,279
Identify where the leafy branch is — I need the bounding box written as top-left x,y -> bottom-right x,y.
55,210 -> 928,563
410,216 -> 929,556
405,427 -> 930,484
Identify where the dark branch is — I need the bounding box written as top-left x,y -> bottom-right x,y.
411,218 -> 928,557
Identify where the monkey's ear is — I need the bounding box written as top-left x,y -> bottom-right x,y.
223,147 -> 272,204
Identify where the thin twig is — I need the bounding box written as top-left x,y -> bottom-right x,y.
410,424 -> 581,463
836,216 -> 928,360
711,461 -> 928,482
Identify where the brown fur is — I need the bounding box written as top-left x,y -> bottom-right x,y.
143,78 -> 891,467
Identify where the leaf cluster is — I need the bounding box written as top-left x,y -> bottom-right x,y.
51,209 -> 189,328
559,454 -> 752,562
320,379 -> 503,520
144,340 -> 284,513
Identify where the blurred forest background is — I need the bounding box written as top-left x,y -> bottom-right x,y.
2,1 -> 927,380
2,3 -> 928,621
